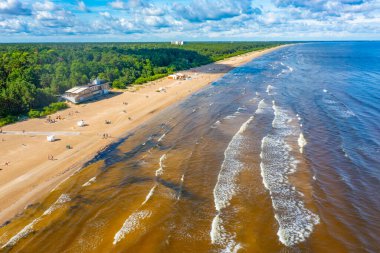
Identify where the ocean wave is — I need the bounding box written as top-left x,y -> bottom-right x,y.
213,116 -> 253,211
255,99 -> 267,114
82,177 -> 97,187
260,103 -> 319,247
211,116 -> 253,249
2,194 -> 71,249
1,219 -> 39,249
211,120 -> 221,129
298,133 -> 307,154
155,154 -> 167,177
141,185 -> 157,206
113,210 -> 151,245
176,174 -> 185,200
266,85 -> 276,95
224,115 -> 237,120
277,62 -> 294,77
322,91 -> 356,119
42,194 -> 71,216
157,133 -> 166,142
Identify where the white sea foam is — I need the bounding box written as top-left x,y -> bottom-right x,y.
113,210 -> 151,245
266,85 -> 275,95
43,194 -> 71,216
298,133 -> 307,153
224,115 -> 237,120
82,177 -> 96,187
210,214 -> 227,244
277,62 -> 293,76
158,133 -> 166,142
155,154 -> 167,177
210,214 -> 243,253
2,194 -> 71,249
1,219 -> 39,248
323,94 -> 356,119
211,116 -> 253,249
141,185 -> 157,206
260,104 -> 319,247
255,99 -> 267,114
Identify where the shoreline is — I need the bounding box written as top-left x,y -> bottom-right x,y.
0,44 -> 288,225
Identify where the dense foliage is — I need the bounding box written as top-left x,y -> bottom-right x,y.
0,42 -> 284,121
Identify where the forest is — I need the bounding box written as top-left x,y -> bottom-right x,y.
0,42 -> 285,125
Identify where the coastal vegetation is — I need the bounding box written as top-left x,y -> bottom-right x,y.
0,42 -> 284,125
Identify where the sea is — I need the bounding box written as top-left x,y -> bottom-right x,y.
1,42 -> 379,253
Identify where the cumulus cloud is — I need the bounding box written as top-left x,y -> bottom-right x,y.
0,18 -> 28,32
273,0 -> 375,15
33,0 -> 56,11
110,0 -> 147,10
0,0 -> 31,15
172,0 -> 261,23
32,1 -> 75,29
0,0 -> 379,40
77,1 -> 90,12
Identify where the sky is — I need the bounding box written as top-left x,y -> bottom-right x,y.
0,0 -> 379,42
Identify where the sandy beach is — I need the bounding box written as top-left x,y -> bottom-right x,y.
0,45 -> 285,225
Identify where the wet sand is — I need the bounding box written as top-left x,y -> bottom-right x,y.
0,45 -> 286,225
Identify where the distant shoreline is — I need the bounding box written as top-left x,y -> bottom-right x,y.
0,44 -> 289,225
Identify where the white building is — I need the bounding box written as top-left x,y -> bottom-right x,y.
171,41 -> 184,46
62,78 -> 110,104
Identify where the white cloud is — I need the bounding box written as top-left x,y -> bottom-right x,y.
0,0 -> 31,15
0,18 -> 27,32
33,0 -> 56,11
78,1 -> 89,12
109,0 -> 127,10
0,0 -> 379,40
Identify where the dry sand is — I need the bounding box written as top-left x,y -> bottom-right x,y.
0,45 -> 286,224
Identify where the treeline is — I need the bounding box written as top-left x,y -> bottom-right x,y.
0,42 -> 285,122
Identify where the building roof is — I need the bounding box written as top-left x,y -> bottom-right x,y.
66,86 -> 89,94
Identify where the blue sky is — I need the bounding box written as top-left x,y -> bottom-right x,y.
0,0 -> 379,42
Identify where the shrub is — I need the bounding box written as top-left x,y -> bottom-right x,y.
28,102 -> 68,118
134,74 -> 168,85
28,109 -> 42,118
0,115 -> 17,127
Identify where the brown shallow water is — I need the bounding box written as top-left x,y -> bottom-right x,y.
1,43 -> 380,253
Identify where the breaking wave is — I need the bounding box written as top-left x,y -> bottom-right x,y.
158,133 -> 166,142
260,102 -> 319,246
113,210 -> 151,245
298,133 -> 307,154
82,177 -> 96,187
211,116 -> 253,250
266,85 -> 275,95
255,99 -> 267,114
1,194 -> 71,249
141,185 -> 157,206
155,154 -> 167,177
